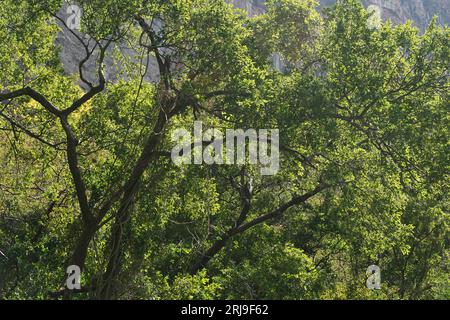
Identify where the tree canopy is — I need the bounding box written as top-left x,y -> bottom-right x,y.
0,0 -> 448,299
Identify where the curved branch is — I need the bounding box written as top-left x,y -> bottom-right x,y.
189,184 -> 330,274
1,87 -> 62,117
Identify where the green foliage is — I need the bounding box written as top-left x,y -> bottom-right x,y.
0,0 -> 448,300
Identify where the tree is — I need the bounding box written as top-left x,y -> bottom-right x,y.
0,0 -> 448,300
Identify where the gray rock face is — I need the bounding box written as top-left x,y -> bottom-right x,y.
56,1 -> 449,86
360,0 -> 449,30
239,0 -> 449,30
56,4 -> 161,89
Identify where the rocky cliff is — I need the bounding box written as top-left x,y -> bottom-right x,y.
57,1 -> 449,86
241,0 -> 449,30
